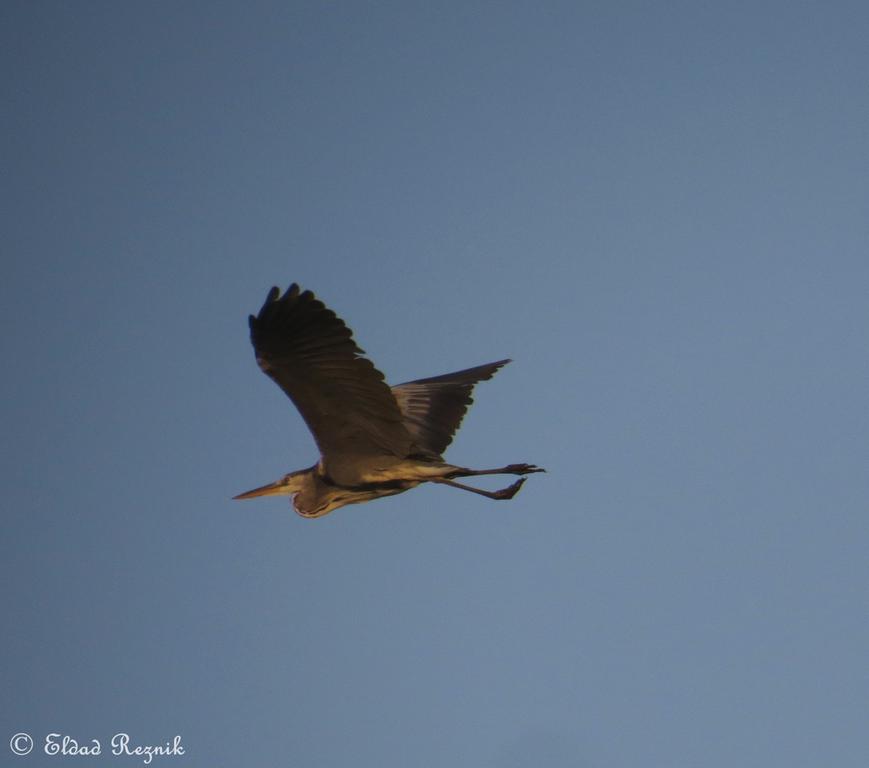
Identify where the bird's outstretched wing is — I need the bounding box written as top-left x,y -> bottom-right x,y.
391,360 -> 510,458
249,284 -> 414,464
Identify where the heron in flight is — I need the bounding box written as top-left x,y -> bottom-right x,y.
234,284 -> 544,518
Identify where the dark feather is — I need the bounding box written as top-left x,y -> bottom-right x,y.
391,360 -> 510,457
249,284 -> 414,464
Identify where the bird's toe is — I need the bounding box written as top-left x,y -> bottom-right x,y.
495,477 -> 527,499
506,463 -> 545,475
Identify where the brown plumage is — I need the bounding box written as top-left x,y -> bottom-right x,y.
234,283 -> 543,518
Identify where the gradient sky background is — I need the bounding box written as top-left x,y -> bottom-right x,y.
3,2 -> 869,766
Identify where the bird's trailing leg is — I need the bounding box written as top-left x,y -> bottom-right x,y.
447,463 -> 545,479
426,463 -> 544,501
431,477 -> 527,500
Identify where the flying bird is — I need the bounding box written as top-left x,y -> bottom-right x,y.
234,284 -> 544,518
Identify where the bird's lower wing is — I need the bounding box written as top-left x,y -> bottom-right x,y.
391,359 -> 510,457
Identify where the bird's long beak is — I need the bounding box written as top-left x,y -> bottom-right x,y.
233,480 -> 288,500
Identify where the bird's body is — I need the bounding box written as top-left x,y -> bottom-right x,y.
234,284 -> 543,518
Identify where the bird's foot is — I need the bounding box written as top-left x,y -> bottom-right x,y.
504,463 -> 546,475
493,477 -> 527,499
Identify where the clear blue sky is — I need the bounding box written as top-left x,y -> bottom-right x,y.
3,2 -> 868,766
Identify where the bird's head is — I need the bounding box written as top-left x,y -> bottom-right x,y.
233,466 -> 349,518
233,469 -> 311,504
